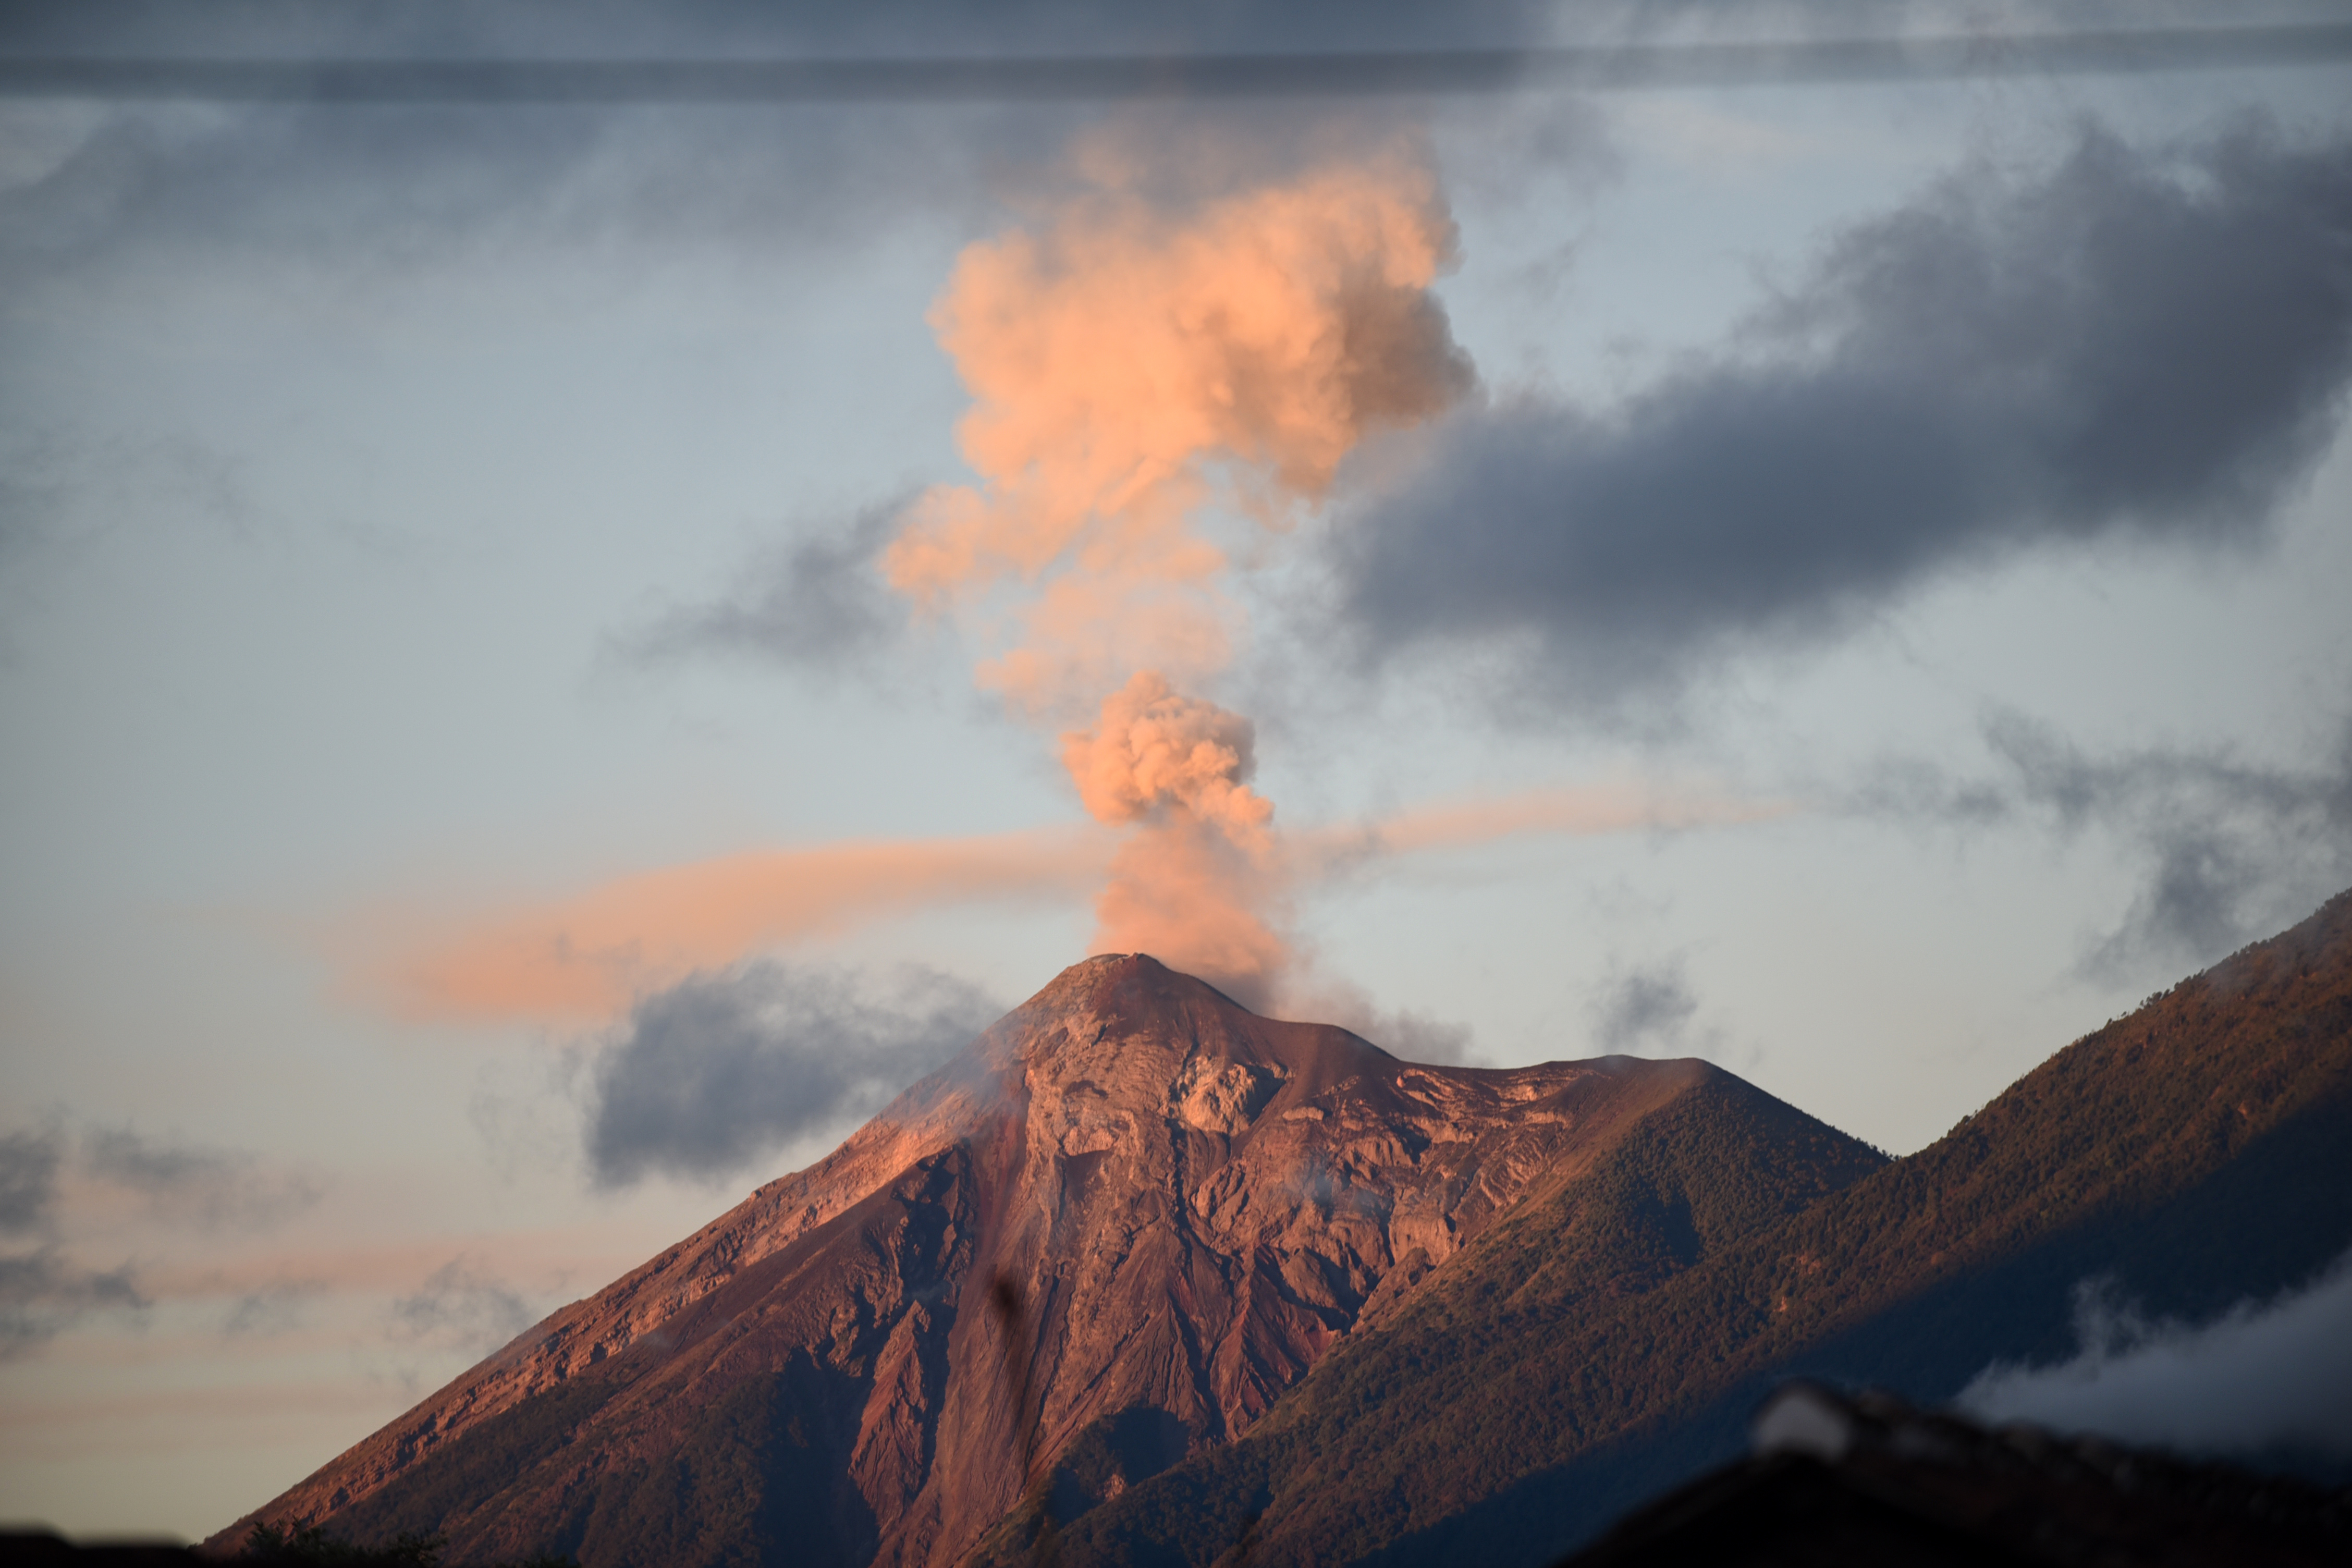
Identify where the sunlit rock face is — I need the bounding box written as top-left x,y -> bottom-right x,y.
212,954 -> 1719,1568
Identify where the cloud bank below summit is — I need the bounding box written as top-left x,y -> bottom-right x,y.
1961,1248 -> 2352,1464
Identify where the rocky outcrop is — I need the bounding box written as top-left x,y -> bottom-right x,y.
209,954 -> 1811,1567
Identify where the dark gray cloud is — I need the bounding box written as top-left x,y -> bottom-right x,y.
1588,957 -> 1703,1054
0,1 -> 1563,64
80,1126 -> 324,1230
0,1128 -> 62,1235
1958,1247 -> 2352,1462
0,1250 -> 145,1359
1331,123 -> 2352,714
614,499 -> 905,672
0,91 -> 1024,293
37,32 -> 2349,103
585,961 -> 1001,1187
8,4 -> 2343,97
0,0 -> 1567,296
1859,709 -> 2352,981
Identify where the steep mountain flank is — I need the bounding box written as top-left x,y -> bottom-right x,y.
1049,890 -> 2352,1568
209,954 -> 1883,1567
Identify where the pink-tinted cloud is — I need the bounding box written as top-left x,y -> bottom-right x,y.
884,146 -> 1471,709
370,828 -> 1112,1025
346,784 -> 1778,1031
1304,781 -> 1792,867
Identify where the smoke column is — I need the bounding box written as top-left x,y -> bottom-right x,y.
888,142 -> 1472,1002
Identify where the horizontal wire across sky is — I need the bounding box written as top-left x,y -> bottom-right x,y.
1,24 -> 2348,102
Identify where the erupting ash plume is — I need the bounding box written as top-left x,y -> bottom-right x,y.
1064,672 -> 1273,848
888,140 -> 1473,999
1065,670 -> 1282,996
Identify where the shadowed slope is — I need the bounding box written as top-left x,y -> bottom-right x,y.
209,956 -> 1883,1567
1048,891 -> 2352,1567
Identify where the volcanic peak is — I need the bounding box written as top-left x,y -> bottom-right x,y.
214,953 -> 1823,1568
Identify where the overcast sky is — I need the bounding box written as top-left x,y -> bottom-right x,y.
3,0 -> 2349,1541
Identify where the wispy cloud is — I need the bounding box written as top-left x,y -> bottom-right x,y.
80,1126 -> 324,1232
371,826 -> 1116,1025
1302,780 -> 1789,867
354,770 -> 1784,1041
1854,709 -> 2352,980
0,1250 -> 146,1360
1588,957 -> 1704,1055
0,1128 -> 63,1236
389,1257 -> 542,1361
222,1279 -> 326,1339
0,1121 -> 322,1356
130,1228 -> 651,1309
365,780 -> 1780,1029
610,498 -> 909,674
1276,974 -> 1477,1064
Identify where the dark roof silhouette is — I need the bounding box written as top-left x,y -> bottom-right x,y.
1557,1382 -> 2350,1567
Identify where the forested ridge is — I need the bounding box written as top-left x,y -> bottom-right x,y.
1040,889 -> 2352,1567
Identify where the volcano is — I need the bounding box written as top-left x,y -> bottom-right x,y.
210,953 -> 1884,1566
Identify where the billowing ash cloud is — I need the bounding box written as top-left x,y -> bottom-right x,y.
1331,123 -> 2352,712
1065,673 -> 1288,1002
585,961 -> 1001,1187
1857,709 -> 2352,979
1958,1249 -> 2352,1462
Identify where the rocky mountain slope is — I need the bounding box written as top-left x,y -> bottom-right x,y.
1043,889 -> 2352,1567
209,953 -> 1884,1566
